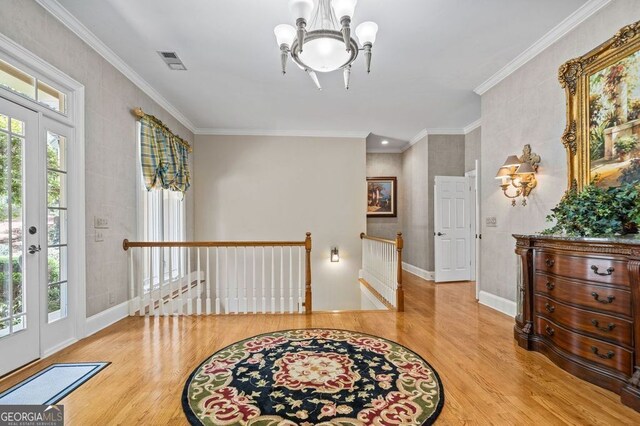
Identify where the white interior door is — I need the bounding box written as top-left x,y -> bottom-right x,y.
0,97 -> 41,376
434,176 -> 471,283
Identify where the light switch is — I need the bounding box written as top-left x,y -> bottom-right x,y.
486,217 -> 497,227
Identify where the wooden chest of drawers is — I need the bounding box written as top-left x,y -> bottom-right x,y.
514,235 -> 640,412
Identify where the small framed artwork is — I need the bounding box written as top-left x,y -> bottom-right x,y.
367,177 -> 397,217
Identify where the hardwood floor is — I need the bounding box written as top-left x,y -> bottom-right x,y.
2,272 -> 640,425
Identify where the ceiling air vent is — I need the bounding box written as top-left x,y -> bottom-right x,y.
157,51 -> 187,71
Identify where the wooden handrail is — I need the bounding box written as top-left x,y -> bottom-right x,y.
123,239 -> 306,250
123,233 -> 313,315
360,232 -> 396,245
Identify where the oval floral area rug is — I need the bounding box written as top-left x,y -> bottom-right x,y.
182,329 -> 444,425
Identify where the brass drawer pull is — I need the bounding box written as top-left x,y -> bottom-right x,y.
545,258 -> 555,267
545,303 -> 555,313
591,346 -> 614,359
591,265 -> 614,276
591,292 -> 615,304
591,319 -> 616,332
545,325 -> 554,336
546,281 -> 555,290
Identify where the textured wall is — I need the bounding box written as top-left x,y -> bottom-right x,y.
0,0 -> 195,316
480,0 -> 640,302
427,135 -> 466,271
400,137 -> 429,270
193,135 -> 367,311
366,153 -> 403,240
465,127 -> 481,173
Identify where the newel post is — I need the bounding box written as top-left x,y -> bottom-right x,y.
396,232 -> 404,312
305,232 -> 312,314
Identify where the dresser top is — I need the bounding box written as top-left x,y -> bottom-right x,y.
513,233 -> 640,246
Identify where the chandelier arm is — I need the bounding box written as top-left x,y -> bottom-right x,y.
280,45 -> 290,75
340,16 -> 352,52
343,65 -> 351,90
363,42 -> 373,73
295,18 -> 307,54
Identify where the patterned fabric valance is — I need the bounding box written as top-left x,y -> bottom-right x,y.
139,114 -> 191,193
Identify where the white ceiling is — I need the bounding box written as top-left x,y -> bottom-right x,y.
55,0 -> 589,140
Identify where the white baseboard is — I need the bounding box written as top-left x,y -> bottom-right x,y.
85,300 -> 130,337
42,337 -> 78,358
402,262 -> 435,281
478,291 -> 517,318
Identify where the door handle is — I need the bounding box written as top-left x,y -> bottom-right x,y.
437,232 -> 446,236
28,244 -> 41,254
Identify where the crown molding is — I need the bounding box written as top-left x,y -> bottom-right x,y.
463,119 -> 481,134
473,0 -> 612,95
426,128 -> 466,135
35,0 -> 197,133
409,129 -> 428,146
366,147 -> 406,154
194,128 -> 369,139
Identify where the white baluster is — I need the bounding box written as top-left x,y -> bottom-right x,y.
215,247 -> 220,314
148,247 -> 155,317
280,247 -> 285,314
129,249 -> 135,316
289,246 -> 293,313
225,247 -> 230,314
242,247 -> 248,313
271,247 -> 275,313
262,247 -> 266,313
206,247 -> 211,315
187,248 -> 193,315
168,246 -> 174,315
177,247 -> 184,316
252,247 -> 257,314
196,247 -> 202,315
298,247 -> 303,313
234,247 -> 239,314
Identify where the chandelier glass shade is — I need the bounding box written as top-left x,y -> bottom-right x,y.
274,0 -> 379,90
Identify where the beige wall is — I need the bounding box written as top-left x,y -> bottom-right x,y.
479,0 -> 640,302
400,137 -> 429,270
193,135 -> 367,311
427,134 -> 466,271
465,127 -> 481,173
1,0 -> 195,316
366,153 -> 403,240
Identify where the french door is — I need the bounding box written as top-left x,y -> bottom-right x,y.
0,97 -> 40,375
0,98 -> 73,376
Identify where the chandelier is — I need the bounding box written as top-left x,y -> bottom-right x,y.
274,0 -> 379,90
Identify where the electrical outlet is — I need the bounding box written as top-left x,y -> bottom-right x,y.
108,292 -> 115,306
486,216 -> 497,227
94,216 -> 109,229
95,230 -> 104,242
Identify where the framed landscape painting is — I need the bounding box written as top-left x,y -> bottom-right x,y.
367,177 -> 397,217
560,20 -> 640,189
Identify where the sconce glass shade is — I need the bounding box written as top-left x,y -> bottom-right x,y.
356,21 -> 379,45
332,0 -> 358,19
331,247 -> 340,262
274,24 -> 297,47
501,155 -> 522,167
515,162 -> 536,175
288,0 -> 315,22
495,167 -> 512,179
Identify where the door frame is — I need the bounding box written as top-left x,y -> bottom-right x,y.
0,33 -> 86,356
465,161 -> 481,299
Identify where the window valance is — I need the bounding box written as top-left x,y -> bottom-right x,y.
134,108 -> 191,193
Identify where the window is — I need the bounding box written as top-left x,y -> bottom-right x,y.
0,58 -> 67,113
137,125 -> 186,293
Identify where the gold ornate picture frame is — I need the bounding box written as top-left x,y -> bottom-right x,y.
559,20 -> 640,190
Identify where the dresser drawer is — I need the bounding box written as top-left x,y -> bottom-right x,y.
535,316 -> 632,375
535,251 -> 629,287
535,274 -> 631,317
535,295 -> 632,347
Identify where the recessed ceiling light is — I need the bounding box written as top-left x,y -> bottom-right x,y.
381,140 -> 389,145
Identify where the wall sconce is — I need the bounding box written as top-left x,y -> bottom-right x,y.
331,247 -> 340,262
495,144 -> 541,207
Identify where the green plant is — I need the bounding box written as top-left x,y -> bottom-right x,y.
620,158 -> 640,185
614,135 -> 639,155
544,183 -> 640,237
